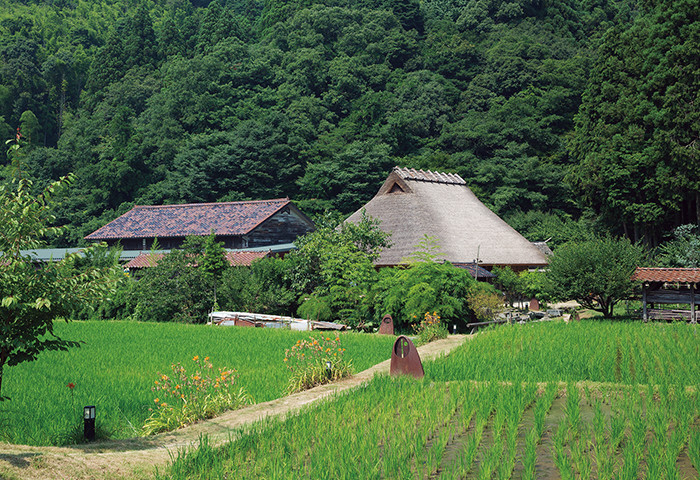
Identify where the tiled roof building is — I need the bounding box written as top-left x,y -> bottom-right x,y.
85,199 -> 314,250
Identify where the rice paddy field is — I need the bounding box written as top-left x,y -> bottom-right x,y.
0,321 -> 396,446
162,321 -> 700,480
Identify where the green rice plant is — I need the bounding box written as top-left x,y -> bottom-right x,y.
619,441 -> 639,480
689,429 -> 700,473
554,419 -> 574,480
1,321 -> 394,446
610,410 -> 626,451
565,383 -> 581,438
570,428 -> 592,480
522,428 -> 537,480
646,435 -> 663,479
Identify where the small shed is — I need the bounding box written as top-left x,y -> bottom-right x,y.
632,267 -> 700,323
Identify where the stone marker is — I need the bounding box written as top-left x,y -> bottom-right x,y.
529,297 -> 540,311
378,314 -> 394,335
390,335 -> 424,378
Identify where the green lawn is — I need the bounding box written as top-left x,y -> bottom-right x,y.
0,320 -> 395,446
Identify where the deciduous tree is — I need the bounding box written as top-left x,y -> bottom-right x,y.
546,237 -> 644,317
0,175 -> 118,399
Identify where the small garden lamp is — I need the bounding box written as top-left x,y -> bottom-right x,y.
325,360 -> 332,375
84,405 -> 96,441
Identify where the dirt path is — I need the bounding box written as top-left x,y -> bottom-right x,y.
0,335 -> 468,480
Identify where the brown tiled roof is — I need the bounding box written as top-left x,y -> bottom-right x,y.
85,199 -> 290,240
632,267 -> 700,283
125,253 -> 164,269
125,251 -> 270,269
394,167 -> 466,185
225,250 -> 270,266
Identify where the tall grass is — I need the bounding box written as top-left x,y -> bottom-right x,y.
0,321 -> 395,446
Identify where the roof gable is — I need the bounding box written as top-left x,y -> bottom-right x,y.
85,199 -> 291,241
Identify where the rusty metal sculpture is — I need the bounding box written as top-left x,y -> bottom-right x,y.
390,335 -> 424,378
378,314 -> 394,335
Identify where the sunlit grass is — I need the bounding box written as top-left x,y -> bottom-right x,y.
427,320 -> 699,386
160,320 -> 700,480
0,321 -> 395,446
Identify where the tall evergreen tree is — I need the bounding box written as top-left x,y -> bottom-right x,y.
569,0 -> 700,243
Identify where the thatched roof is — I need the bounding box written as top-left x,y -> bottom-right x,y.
345,167 -> 549,268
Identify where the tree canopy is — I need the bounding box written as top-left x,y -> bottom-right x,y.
0,0 -> 655,247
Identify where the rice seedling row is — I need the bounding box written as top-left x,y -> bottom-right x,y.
162,378 -> 698,480
162,321 -> 699,479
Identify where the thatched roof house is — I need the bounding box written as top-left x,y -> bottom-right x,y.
345,167 -> 548,270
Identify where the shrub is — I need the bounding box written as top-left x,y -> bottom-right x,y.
413,311 -> 448,345
283,335 -> 353,395
467,291 -> 506,322
142,356 -> 251,435
219,257 -> 297,316
372,261 -> 477,330
133,237 -> 218,323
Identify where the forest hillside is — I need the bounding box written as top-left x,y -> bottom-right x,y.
0,0 -> 697,246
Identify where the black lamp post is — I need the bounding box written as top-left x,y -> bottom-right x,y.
83,405 -> 96,441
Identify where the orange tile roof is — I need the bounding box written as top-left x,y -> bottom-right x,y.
225,251 -> 270,266
125,251 -> 270,269
632,267 -> 700,283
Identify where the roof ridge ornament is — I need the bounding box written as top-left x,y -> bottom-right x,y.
393,166 -> 466,185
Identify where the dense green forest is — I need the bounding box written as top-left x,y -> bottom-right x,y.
0,0 -> 697,246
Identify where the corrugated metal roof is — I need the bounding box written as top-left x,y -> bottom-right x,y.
85,199 -> 291,240
633,267 -> 700,283
452,263 -> 496,279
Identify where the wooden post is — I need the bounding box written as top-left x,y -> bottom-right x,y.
691,284 -> 697,324
642,286 -> 648,322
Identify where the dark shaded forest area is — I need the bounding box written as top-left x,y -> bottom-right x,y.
0,0 -> 697,246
